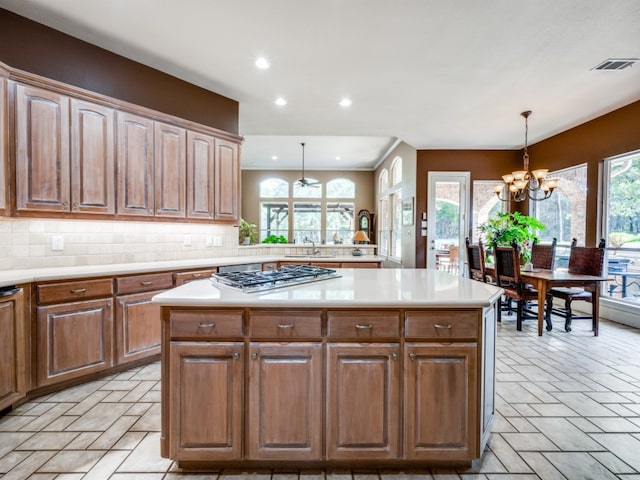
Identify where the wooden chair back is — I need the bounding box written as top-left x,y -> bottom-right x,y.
493,240 -> 523,288
567,238 -> 605,276
531,237 -> 557,270
465,237 -> 486,282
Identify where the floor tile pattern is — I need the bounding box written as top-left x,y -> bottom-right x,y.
1,314 -> 639,479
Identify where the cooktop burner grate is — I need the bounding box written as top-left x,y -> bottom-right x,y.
210,264 -> 340,293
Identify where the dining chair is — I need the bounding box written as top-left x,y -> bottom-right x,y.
448,244 -> 460,274
493,240 -> 540,331
545,238 -> 605,333
465,237 -> 487,283
530,237 -> 557,270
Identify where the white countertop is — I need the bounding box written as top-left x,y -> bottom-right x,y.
152,268 -> 503,308
0,255 -> 382,288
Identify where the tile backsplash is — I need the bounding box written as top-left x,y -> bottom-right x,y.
0,218 -> 239,271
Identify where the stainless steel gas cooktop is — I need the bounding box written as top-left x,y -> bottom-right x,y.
210,264 -> 341,293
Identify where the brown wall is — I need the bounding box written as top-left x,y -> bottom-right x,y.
0,8 -> 238,133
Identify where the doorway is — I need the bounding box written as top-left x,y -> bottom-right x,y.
426,172 -> 469,274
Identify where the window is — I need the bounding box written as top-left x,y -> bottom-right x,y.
378,197 -> 389,256
603,151 -> 640,306
379,169 -> 389,193
391,192 -> 403,257
391,157 -> 402,186
258,177 -> 356,244
472,181 -> 507,242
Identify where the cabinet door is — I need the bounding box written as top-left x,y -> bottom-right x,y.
186,130 -> 215,219
14,82 -> 70,213
326,343 -> 400,460
214,138 -> 239,221
404,343 -> 478,461
169,342 -> 243,461
70,99 -> 115,214
115,291 -> 164,364
0,289 -> 28,411
116,111 -> 154,216
0,76 -> 6,215
247,343 -> 322,460
36,298 -> 113,387
154,121 -> 186,217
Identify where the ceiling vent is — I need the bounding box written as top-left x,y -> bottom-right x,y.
591,58 -> 638,71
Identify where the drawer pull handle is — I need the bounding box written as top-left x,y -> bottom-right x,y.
70,288 -> 86,294
251,352 -> 258,360
409,353 -> 417,361
277,323 -> 295,329
198,322 -> 215,328
355,323 -> 373,330
192,273 -> 202,278
434,323 -> 452,329
233,352 -> 240,360
140,281 -> 153,286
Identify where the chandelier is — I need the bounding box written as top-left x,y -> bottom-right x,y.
494,111 -> 558,202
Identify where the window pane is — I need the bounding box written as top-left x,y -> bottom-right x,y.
391,157 -> 402,186
533,164 -> 587,246
326,202 -> 354,243
260,178 -> 289,197
293,181 -> 322,198
378,197 -> 389,255
327,179 -> 355,198
391,192 -> 403,257
260,202 -> 289,242
379,169 -> 389,193
293,202 -> 321,244
472,181 -> 506,242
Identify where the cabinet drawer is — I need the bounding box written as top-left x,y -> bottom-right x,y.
37,278 -> 113,305
174,269 -> 217,286
249,310 -> 322,338
170,310 -> 244,339
405,310 -> 479,340
345,262 -> 379,268
116,272 -> 174,295
327,311 -> 400,339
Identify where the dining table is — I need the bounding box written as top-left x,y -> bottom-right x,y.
486,267 -> 611,336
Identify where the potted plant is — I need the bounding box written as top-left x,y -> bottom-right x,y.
479,212 -> 545,263
238,218 -> 258,245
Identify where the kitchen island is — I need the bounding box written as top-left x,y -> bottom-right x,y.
153,267 -> 502,469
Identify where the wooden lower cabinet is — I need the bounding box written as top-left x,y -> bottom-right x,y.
169,342 -> 243,461
404,343 -> 478,461
0,286 -> 29,410
115,291 -> 163,364
247,342 -> 323,460
36,298 -> 113,387
326,343 -> 400,460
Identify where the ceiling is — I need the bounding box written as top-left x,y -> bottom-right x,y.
2,0 -> 639,171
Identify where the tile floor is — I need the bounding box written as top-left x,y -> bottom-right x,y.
1,314 -> 640,479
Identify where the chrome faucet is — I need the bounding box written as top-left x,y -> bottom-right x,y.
304,237 -> 320,255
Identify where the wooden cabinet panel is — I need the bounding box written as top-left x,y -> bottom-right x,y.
249,310 -> 322,339
405,310 -> 479,340
169,342 -> 243,461
327,310 -> 400,339
346,262 -> 380,268
14,82 -> 70,212
37,278 -> 113,305
170,309 -> 244,340
186,130 -> 215,219
36,298 -> 113,387
154,121 -> 186,217
0,287 -> 28,411
480,303 -> 497,452
115,272 -> 173,295
214,138 -> 239,221
70,99 -> 115,214
116,291 -> 163,364
404,342 -> 478,461
248,343 -> 322,460
117,111 -> 154,216
326,343 -> 400,460
0,76 -> 6,215
174,269 -> 217,286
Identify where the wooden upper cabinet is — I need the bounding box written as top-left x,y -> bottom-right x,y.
214,138 -> 239,221
70,99 -> 115,214
154,121 -> 186,217
186,130 -> 215,219
14,82 -> 70,213
117,111 -> 154,216
0,76 -> 6,215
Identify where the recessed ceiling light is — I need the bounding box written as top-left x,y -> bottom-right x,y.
339,98 -> 352,107
271,155 -> 278,160
336,156 -> 341,160
255,57 -> 271,69
275,97 -> 287,106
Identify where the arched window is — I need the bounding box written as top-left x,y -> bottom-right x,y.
259,178 -> 289,198
293,180 -> 322,198
391,157 -> 402,186
327,178 -> 355,198
379,169 -> 389,193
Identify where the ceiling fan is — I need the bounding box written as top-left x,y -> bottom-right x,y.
295,142 -> 321,188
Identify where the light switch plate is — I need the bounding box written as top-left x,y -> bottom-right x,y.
205,236 -> 214,247
212,235 -> 223,247
183,235 -> 191,246
52,235 -> 64,251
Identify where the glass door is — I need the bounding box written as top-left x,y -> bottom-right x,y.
426,172 -> 469,274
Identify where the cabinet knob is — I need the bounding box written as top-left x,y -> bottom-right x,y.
409,353 -> 417,361
72,202 -> 79,208
251,352 -> 258,360
391,352 -> 398,361
233,352 -> 240,360
62,201 -> 68,207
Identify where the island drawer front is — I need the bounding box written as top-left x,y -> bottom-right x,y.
249,310 -> 322,338
173,269 -> 217,285
405,310 -> 479,339
327,311 -> 400,339
170,310 -> 244,339
37,278 -> 114,305
116,273 -> 174,295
